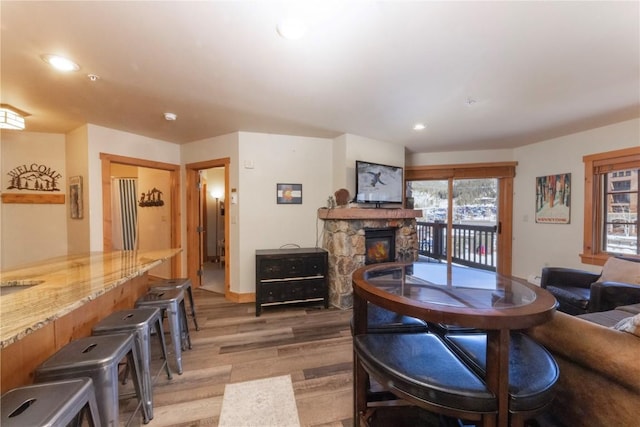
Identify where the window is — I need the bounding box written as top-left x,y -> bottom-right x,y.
582,147 -> 640,265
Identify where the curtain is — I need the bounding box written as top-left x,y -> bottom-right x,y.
112,178 -> 138,250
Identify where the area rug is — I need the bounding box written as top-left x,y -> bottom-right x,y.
218,374 -> 301,427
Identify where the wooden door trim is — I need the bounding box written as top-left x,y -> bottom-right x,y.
100,153 -> 181,276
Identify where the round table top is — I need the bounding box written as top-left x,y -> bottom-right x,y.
352,262 -> 557,330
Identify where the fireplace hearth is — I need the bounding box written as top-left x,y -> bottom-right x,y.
365,228 -> 396,264
318,207 -> 421,309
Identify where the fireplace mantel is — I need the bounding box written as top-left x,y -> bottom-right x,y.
317,207 -> 421,220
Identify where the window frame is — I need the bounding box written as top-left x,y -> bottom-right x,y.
581,147 -> 640,266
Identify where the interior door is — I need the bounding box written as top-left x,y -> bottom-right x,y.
198,171 -> 207,286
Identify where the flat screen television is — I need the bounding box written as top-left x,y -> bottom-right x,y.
355,160 -> 403,207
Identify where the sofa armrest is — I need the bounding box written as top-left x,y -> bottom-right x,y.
526,311 -> 640,393
589,282 -> 640,312
540,267 -> 600,290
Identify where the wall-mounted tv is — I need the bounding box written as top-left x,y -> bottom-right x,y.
355,160 -> 403,207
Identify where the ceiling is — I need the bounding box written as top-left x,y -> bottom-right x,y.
1,1 -> 639,153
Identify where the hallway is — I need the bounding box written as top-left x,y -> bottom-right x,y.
200,260 -> 225,294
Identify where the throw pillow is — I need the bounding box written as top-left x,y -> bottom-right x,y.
596,257 -> 640,285
613,313 -> 640,338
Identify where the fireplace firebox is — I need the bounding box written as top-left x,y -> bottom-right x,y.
364,228 -> 396,264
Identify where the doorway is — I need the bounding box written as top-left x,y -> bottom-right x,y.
405,162 -> 516,276
200,167 -> 226,294
100,153 -> 181,277
186,158 -> 230,297
409,178 -> 498,271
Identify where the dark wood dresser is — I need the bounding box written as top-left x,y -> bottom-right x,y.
255,247 -> 328,316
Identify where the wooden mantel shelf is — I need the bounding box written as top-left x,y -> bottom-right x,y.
318,207 -> 422,220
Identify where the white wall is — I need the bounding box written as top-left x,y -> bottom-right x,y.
343,133 -> 406,197
66,126 -> 90,255
85,124 -> 181,252
405,119 -> 639,282
512,118 -> 640,279
407,149 -> 515,166
1,131 -> 68,269
237,132 -> 333,294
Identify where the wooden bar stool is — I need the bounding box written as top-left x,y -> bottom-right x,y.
150,277 -> 200,331
1,377 -> 101,427
135,288 -> 191,374
92,308 -> 173,420
34,332 -> 150,426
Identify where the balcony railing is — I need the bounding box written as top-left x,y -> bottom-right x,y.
417,221 -> 497,271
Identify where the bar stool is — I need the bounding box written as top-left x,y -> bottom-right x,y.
92,308 -> 173,421
1,377 -> 101,427
354,333 -> 497,426
351,302 -> 430,335
443,332 -> 559,426
135,288 -> 191,374
34,332 -> 150,426
150,277 -> 199,331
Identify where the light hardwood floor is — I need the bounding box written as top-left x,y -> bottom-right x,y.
121,289 -> 354,426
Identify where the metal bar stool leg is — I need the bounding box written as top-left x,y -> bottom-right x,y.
136,289 -> 186,374
152,310 -> 173,380
150,278 -> 199,331
92,308 -> 174,422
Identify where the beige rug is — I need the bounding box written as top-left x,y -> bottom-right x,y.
219,375 -> 301,427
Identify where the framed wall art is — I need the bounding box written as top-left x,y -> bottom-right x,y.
535,173 -> 570,224
277,183 -> 302,204
69,175 -> 83,219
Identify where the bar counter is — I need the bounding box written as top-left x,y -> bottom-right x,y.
0,248 -> 181,392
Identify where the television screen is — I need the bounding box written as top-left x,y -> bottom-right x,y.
355,160 -> 403,205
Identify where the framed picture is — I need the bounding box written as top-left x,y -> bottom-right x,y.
277,183 -> 302,204
69,176 -> 83,219
535,173 -> 571,224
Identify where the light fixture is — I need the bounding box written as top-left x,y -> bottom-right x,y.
41,54 -> 80,72
210,188 -> 223,199
276,19 -> 307,40
164,112 -> 177,121
0,104 -> 27,130
413,123 -> 426,131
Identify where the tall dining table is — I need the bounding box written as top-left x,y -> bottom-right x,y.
351,262 -> 557,427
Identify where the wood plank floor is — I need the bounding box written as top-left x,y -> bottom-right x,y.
121,289 -> 354,426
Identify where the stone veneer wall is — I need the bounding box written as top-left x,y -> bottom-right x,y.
322,217 -> 418,309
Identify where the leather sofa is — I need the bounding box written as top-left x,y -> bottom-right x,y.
540,256 -> 640,315
526,303 -> 640,426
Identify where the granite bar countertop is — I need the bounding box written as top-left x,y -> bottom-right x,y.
0,248 -> 181,349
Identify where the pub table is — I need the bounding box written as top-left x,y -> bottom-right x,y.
351,262 -> 557,427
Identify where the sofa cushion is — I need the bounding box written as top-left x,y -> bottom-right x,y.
617,303 -> 640,315
613,313 -> 640,338
578,309 -> 632,327
595,257 -> 640,285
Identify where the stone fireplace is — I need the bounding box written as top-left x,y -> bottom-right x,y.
318,207 -> 421,309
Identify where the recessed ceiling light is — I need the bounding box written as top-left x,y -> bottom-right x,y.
41,54 -> 80,72
87,74 -> 100,82
276,19 -> 307,40
164,112 -> 177,121
413,123 -> 426,131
